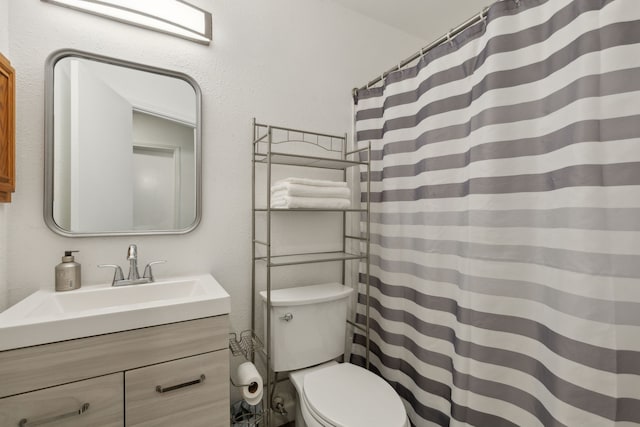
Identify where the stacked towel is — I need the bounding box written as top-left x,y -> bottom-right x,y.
271,178 -> 351,209
271,196 -> 351,209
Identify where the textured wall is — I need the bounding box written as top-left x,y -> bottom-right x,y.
0,0 -> 7,51
4,0 -> 422,341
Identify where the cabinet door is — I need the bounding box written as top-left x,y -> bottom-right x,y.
0,53 -> 15,203
0,373 -> 123,427
125,350 -> 229,427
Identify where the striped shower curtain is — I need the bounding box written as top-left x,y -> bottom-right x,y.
351,0 -> 640,426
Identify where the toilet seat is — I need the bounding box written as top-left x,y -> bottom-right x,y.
302,363 -> 407,427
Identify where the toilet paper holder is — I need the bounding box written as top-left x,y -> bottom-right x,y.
229,330 -> 263,394
230,376 -> 260,393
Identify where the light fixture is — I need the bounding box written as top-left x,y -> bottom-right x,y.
41,0 -> 212,45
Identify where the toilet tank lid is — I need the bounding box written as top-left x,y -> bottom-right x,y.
259,283 -> 353,306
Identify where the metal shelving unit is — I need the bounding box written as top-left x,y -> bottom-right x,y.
251,119 -> 371,427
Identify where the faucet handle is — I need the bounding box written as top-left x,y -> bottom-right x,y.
98,264 -> 125,286
142,260 -> 166,282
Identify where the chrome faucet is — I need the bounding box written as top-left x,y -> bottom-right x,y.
127,244 -> 140,280
98,244 -> 166,287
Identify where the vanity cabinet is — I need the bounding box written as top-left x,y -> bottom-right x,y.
0,316 -> 229,426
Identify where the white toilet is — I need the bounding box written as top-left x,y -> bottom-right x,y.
260,283 -> 409,427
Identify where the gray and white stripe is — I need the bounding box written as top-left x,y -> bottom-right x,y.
351,0 -> 640,425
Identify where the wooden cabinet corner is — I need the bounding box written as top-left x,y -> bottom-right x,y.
0,52 -> 15,203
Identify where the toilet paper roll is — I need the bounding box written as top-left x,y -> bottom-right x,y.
237,361 -> 263,406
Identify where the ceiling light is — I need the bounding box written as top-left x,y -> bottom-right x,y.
41,0 -> 212,45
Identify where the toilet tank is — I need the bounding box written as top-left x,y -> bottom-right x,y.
259,283 -> 354,372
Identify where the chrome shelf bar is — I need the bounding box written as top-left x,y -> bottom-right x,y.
345,234 -> 368,241
254,208 -> 367,213
255,251 -> 366,267
347,319 -> 367,333
253,133 -> 268,144
254,152 -> 365,170
251,118 -> 257,367
254,122 -> 345,140
265,124 -> 273,427
365,141 -> 371,369
345,146 -> 371,156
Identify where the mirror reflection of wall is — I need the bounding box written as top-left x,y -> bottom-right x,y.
132,111 -> 196,230
47,51 -> 201,236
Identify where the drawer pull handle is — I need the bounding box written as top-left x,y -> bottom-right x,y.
18,402 -> 90,427
156,374 -> 206,393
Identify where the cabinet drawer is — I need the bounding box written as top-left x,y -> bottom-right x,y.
125,350 -> 229,427
0,315 -> 229,399
0,373 -> 123,427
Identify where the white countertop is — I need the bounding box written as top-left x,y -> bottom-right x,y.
0,273 -> 230,351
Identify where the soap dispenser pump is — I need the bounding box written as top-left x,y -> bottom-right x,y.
55,250 -> 82,292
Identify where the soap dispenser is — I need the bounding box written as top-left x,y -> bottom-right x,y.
55,250 -> 81,292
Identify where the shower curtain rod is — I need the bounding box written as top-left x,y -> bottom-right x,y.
353,3 -> 493,101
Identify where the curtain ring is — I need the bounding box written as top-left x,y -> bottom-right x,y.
447,30 -> 454,46
514,0 -> 520,6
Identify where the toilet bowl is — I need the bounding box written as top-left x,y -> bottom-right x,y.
260,283 -> 409,426
289,361 -> 409,427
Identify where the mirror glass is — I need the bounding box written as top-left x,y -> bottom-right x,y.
44,50 -> 201,236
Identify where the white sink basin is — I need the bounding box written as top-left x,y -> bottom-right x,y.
0,274 -> 230,351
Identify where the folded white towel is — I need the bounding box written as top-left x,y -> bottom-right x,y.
271,183 -> 351,199
275,177 -> 348,188
271,196 -> 351,209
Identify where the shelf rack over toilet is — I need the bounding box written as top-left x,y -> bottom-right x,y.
250,119 -> 371,427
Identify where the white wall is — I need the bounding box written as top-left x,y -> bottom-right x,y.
0,0 -> 9,311
81,59 -> 197,125
331,0 -> 496,41
4,1 -> 423,321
